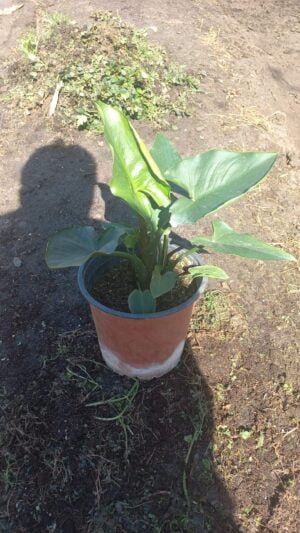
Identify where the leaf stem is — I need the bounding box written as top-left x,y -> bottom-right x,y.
161,234 -> 169,272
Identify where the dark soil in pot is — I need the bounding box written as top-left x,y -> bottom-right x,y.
91,259 -> 198,312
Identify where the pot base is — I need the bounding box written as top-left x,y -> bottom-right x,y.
100,340 -> 185,380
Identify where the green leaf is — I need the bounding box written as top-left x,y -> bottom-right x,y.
96,102 -> 170,225
150,265 -> 177,298
256,432 -> 265,449
98,224 -> 132,253
128,289 -> 156,313
150,133 -> 182,175
123,229 -> 140,250
131,128 -> 169,188
168,150 -> 277,226
46,226 -> 98,268
192,220 -> 296,261
76,114 -> 88,128
189,265 -> 229,280
240,430 -> 252,440
46,224 -> 129,268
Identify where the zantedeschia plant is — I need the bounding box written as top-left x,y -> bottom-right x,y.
46,102 -> 295,313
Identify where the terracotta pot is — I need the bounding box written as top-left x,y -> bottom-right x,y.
78,252 -> 207,379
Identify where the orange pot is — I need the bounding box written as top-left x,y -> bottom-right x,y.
78,254 -> 207,379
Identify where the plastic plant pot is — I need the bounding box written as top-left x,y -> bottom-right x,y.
78,252 -> 207,380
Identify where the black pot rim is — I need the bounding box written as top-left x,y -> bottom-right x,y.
78,252 -> 208,320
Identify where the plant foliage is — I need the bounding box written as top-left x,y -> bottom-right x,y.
7,11 -> 200,132
46,102 -> 295,313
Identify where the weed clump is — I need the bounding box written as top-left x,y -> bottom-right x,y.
7,11 -> 200,132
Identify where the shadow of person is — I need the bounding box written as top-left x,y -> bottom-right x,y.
0,140 -> 98,394
98,181 -> 136,226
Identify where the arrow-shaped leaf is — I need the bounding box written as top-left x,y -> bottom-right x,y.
46,224 -> 130,268
189,265 -> 229,280
150,133 -> 182,175
192,220 -> 296,261
150,265 -> 177,298
128,289 -> 156,313
168,150 -> 277,226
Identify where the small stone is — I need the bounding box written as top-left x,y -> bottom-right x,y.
13,257 -> 22,267
171,125 -> 178,131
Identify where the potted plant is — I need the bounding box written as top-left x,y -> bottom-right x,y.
46,102 -> 295,379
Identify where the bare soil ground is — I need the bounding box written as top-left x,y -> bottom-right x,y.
0,0 -> 299,532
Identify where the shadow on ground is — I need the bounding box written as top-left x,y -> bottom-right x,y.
0,143 -> 239,532
0,141 -> 97,392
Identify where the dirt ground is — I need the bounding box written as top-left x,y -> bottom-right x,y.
0,0 -> 299,532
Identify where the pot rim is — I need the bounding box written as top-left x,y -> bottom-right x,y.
78,252 -> 208,320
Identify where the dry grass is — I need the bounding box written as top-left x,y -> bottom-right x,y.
198,25 -> 232,72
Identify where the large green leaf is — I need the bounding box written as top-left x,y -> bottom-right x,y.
96,223 -> 133,253
192,220 -> 296,261
150,265 -> 177,298
96,102 -> 170,224
150,133 -> 182,175
128,289 -> 156,313
131,128 -> 169,188
46,224 -> 130,268
189,265 -> 229,280
168,150 -> 277,226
